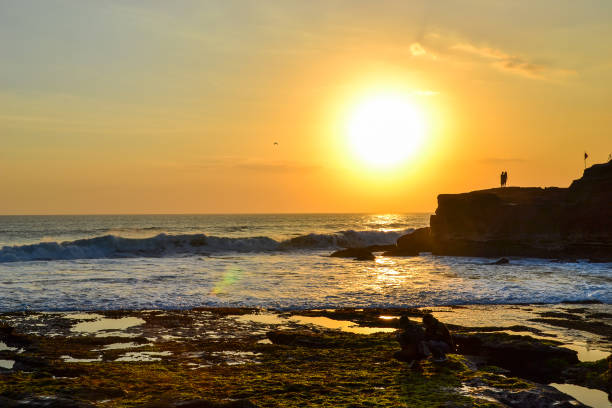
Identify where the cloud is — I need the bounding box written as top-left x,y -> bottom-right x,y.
452,43 -> 505,60
409,42 -> 427,56
451,43 -> 575,80
408,42 -> 438,60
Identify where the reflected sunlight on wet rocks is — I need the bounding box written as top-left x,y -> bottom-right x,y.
0,305 -> 609,407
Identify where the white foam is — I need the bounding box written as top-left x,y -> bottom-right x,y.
0,229 -> 412,263
0,238 -> 610,312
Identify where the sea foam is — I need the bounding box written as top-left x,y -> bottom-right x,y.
0,229 -> 413,263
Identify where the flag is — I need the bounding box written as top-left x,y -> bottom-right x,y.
584,152 -> 588,160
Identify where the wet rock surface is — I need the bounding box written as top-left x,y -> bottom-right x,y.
266,330 -> 334,348
0,305 -> 609,407
0,324 -> 32,349
0,395 -> 96,407
145,399 -> 257,408
528,317 -> 612,341
454,332 -> 579,383
479,383 -> 588,408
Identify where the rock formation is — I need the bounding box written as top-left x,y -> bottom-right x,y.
330,247 -> 376,261
389,161 -> 612,261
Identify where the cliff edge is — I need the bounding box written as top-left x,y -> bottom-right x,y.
395,161 -> 612,261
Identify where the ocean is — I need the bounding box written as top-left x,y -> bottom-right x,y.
0,214 -> 610,311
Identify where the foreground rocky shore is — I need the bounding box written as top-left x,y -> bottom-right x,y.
0,304 -> 610,407
379,161 -> 612,261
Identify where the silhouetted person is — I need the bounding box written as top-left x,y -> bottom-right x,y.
394,315 -> 428,366
422,314 -> 455,362
500,171 -> 507,187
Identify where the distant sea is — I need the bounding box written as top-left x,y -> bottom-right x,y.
0,214 -> 610,311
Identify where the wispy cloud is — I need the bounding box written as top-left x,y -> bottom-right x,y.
408,42 -> 438,60
409,42 -> 427,57
451,43 -> 575,80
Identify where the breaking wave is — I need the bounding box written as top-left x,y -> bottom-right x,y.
0,229 -> 412,263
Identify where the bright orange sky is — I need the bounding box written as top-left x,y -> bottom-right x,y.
1,1 -> 611,214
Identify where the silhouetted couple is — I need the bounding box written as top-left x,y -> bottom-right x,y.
394,314 -> 455,366
500,171 -> 508,187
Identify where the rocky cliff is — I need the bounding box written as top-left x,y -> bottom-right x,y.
393,161 -> 612,261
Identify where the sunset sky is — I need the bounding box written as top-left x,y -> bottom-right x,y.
1,1 -> 611,214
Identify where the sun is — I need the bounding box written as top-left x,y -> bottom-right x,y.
345,92 -> 425,168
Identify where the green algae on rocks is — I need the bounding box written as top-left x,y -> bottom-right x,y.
0,307 -> 609,407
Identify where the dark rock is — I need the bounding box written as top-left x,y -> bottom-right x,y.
561,359 -> 610,394
266,330 -> 333,348
355,253 -> 375,261
561,299 -> 603,305
537,311 -> 581,321
144,399 -> 257,408
0,323 -> 14,338
428,161 -> 612,260
12,355 -> 50,371
587,312 -> 612,319
528,318 -> 612,340
329,248 -> 375,261
0,324 -> 32,349
383,227 -> 432,256
454,332 -> 579,383
181,400 -> 256,408
0,396 -> 21,408
608,355 -> 612,394
489,257 -> 509,265
438,402 -> 473,408
0,395 -> 95,408
482,385 -> 587,408
72,386 -> 126,400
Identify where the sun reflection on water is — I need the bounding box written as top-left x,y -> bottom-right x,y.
365,214 -> 425,232
353,255 -> 463,296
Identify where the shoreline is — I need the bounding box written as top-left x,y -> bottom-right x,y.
1,297 -> 608,314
